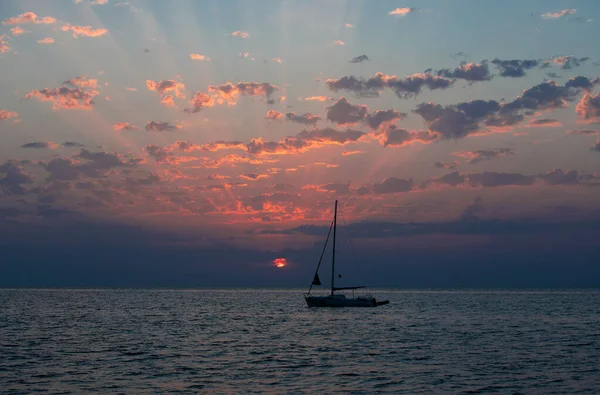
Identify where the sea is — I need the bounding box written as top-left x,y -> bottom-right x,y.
1,289 -> 599,394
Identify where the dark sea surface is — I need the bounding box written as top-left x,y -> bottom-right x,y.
1,289 -> 599,394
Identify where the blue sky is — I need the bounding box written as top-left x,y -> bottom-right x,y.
1,0 -> 600,286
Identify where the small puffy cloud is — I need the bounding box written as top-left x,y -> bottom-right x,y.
541,9 -> 576,19
453,148 -> 513,164
286,112 -> 321,125
349,55 -> 370,64
326,97 -> 368,126
190,54 -> 209,60
113,122 -> 137,131
491,59 -> 539,77
0,110 -> 18,120
2,12 -> 56,25
266,109 -> 283,121
365,109 -> 405,130
21,142 -> 59,149
10,26 -> 27,36
333,40 -> 345,46
25,86 -> 99,110
38,37 -> 55,44
0,35 -> 10,53
145,79 -> 185,98
185,92 -> 216,113
64,76 -> 98,88
435,161 -> 459,169
373,177 -> 413,194
576,92 -> 600,123
344,23 -> 354,28
231,31 -> 249,39
161,95 -> 175,107
553,56 -> 589,69
437,62 -> 491,82
145,121 -> 179,132
61,24 -> 108,38
388,7 -> 416,17
239,52 -> 252,59
205,81 -> 278,105
239,173 -> 270,181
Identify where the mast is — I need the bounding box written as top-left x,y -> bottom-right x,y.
331,200 -> 337,295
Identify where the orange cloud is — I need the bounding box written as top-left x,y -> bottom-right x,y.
239,173 -> 270,181
388,7 -> 416,16
10,27 -> 27,36
146,79 -> 185,98
61,24 -> 108,38
576,92 -> 600,123
342,150 -> 363,156
2,12 -> 56,25
0,110 -> 18,120
190,53 -> 209,60
113,122 -> 137,131
0,35 -> 9,53
231,31 -> 249,38
333,40 -> 345,46
64,76 -> 98,88
37,37 -> 55,44
344,23 -> 354,28
185,92 -> 216,113
303,96 -> 330,102
161,95 -> 175,107
266,109 -> 283,120
25,87 -> 99,110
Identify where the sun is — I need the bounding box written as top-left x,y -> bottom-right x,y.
273,258 -> 287,268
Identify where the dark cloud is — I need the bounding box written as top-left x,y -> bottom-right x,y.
380,127 -> 438,147
21,142 -> 57,149
39,149 -> 139,180
437,62 -> 491,82
567,129 -> 600,135
326,72 -> 453,99
326,97 -> 368,125
373,177 -> 413,194
553,56 -> 589,70
285,112 -> 321,125
491,59 -> 539,77
145,121 -> 178,132
530,118 -> 559,126
435,161 -> 459,169
349,55 -> 370,64
565,76 -> 599,91
365,109 -> 405,130
0,160 -> 34,195
144,145 -> 174,163
455,148 -> 514,164
424,171 -> 535,188
25,86 -> 99,110
62,141 -> 85,148
539,169 -> 579,185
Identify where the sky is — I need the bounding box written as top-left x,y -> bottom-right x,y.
1,0 -> 600,288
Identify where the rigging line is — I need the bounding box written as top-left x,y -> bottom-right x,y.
340,202 -> 361,275
307,220 -> 334,294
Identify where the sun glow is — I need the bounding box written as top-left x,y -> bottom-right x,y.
273,258 -> 287,268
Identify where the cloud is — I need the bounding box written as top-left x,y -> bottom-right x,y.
247,128 -> 365,156
1,35 -> 10,53
10,27 -> 27,36
161,95 -> 175,107
39,149 -> 139,180
0,110 -> 18,120
239,173 -> 270,181
373,177 -> 413,194
344,23 -> 354,28
64,76 -> 98,88
285,112 -> 321,125
437,62 -> 491,82
388,8 -> 416,17
567,129 -> 600,135
21,142 -> 59,149
61,24 -> 108,38
145,121 -> 178,132
380,127 -> 438,147
326,97 -> 368,126
231,31 -> 249,39
38,37 -> 54,44
553,56 -> 589,69
460,196 -> 483,222
25,86 -> 99,110
342,150 -> 363,156
491,59 -> 539,77
541,9 -> 576,19
349,55 -> 369,64
172,140 -> 246,152
565,76 -> 599,91
190,54 -> 209,60
435,161 -> 459,169
366,109 -> 406,130
576,92 -> 600,123
426,171 -> 535,188
0,160 -> 34,195
333,40 -> 345,46
62,142 -> 85,148
303,96 -> 330,102
539,169 -> 578,185
326,72 -> 453,99
527,118 -> 562,128
113,122 -> 137,131
2,12 -> 56,25
185,92 -> 216,113
145,79 -> 185,98
453,148 -> 513,164
266,109 -> 283,121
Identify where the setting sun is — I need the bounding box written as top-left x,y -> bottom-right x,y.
273,258 -> 287,268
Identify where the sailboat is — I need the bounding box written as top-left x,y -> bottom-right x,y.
304,200 -> 389,308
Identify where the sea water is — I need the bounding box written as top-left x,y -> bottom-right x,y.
1,289 -> 599,394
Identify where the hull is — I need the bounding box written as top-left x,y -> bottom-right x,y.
305,295 -> 388,308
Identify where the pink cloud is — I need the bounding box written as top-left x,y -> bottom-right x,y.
541,9 -> 576,19
2,12 -> 56,25
61,24 -> 108,38
145,79 -> 185,98
0,35 -> 10,53
0,110 -> 18,120
64,77 -> 98,88
333,40 -> 345,46
25,86 -> 99,110
38,37 -> 55,44
10,26 -> 27,36
576,92 -> 600,123
190,53 -> 209,60
113,122 -> 137,131
388,7 -> 416,16
231,31 -> 249,39
161,95 -> 175,107
266,109 -> 283,121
